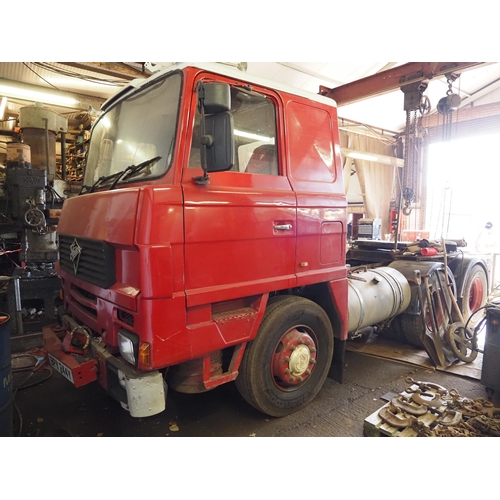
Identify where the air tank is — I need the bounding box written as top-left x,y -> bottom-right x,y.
347,266 -> 411,334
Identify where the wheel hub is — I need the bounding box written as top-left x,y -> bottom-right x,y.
469,277 -> 484,312
272,327 -> 317,387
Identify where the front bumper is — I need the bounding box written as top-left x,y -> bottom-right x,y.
43,319 -> 166,418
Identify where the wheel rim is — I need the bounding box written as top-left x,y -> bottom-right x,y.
272,326 -> 317,390
469,276 -> 485,312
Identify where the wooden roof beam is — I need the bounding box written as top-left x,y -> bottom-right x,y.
58,63 -> 147,81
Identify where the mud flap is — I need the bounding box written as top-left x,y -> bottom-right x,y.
328,338 -> 345,383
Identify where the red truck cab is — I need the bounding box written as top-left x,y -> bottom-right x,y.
49,63 -> 348,417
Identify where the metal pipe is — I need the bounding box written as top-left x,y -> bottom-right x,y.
43,118 -> 50,179
60,132 -> 66,181
13,276 -> 23,337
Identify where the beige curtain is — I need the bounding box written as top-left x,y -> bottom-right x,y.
340,131 -> 399,237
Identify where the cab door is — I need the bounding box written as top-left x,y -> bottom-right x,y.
181,76 -> 296,309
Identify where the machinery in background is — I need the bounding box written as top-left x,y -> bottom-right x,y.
481,302 -> 500,398
357,218 -> 382,240
0,103 -> 70,351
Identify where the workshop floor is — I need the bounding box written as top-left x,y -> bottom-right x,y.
7,339 -> 495,500
9,344 -> 493,438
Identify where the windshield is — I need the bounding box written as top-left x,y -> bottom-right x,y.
83,72 -> 182,189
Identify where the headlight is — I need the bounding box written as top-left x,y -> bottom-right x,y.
118,329 -> 139,365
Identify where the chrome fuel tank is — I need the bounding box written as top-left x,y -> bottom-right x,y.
348,266 -> 411,334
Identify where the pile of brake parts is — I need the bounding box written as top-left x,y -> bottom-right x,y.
378,377 -> 500,437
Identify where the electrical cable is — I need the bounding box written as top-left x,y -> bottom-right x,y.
22,62 -> 61,91
12,355 -> 54,437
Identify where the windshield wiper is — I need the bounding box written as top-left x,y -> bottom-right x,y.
81,156 -> 163,194
85,171 -> 124,193
109,156 -> 162,189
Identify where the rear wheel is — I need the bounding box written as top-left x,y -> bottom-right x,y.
459,264 -> 488,328
235,295 -> 334,417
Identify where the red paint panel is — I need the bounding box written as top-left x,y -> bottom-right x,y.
183,171 -> 297,307
116,248 -> 140,289
138,244 -> 173,299
320,221 -> 344,265
283,97 -> 347,287
58,189 -> 140,245
295,203 -> 346,287
137,296 -> 193,368
134,186 -> 185,296
286,100 -> 336,184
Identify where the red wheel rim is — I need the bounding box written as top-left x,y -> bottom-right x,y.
272,326 -> 317,390
469,277 -> 484,312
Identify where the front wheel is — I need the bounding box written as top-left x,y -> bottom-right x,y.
235,295 -> 334,417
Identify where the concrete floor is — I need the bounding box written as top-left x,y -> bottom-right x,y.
10,348 -> 491,438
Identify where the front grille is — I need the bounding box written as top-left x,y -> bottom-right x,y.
59,234 -> 116,289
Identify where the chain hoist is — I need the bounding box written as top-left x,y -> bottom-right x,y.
437,73 -> 462,142
400,81 -> 430,217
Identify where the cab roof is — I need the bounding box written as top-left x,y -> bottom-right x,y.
102,62 -> 338,111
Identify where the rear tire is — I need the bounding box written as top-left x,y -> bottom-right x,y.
235,295 -> 334,417
459,264 -> 488,328
381,316 -> 406,342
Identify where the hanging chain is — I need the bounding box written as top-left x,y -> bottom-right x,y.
446,76 -> 454,96
402,108 -> 421,215
438,74 -> 461,143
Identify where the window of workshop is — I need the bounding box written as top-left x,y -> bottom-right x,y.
425,132 -> 500,247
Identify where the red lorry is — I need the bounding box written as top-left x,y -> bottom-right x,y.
44,63 -> 488,418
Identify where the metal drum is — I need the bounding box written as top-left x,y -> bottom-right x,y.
0,314 -> 12,437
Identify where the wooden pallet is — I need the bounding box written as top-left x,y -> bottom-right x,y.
364,385 -> 447,437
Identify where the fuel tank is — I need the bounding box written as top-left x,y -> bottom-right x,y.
347,266 -> 411,333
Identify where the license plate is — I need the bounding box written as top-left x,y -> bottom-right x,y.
48,353 -> 75,384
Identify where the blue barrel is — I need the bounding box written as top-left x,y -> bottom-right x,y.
0,314 -> 12,437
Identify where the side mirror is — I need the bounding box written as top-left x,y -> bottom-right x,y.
198,83 -> 231,114
194,82 -> 234,184
202,112 -> 235,172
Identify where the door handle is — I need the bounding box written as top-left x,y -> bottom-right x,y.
274,224 -> 293,231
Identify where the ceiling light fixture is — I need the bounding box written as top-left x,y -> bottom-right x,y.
0,81 -> 79,108
234,130 -> 273,143
342,148 -> 403,167
0,97 -> 7,120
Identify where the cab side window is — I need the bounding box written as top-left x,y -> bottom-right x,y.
189,86 -> 279,175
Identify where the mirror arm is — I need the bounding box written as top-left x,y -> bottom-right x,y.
193,81 -> 211,185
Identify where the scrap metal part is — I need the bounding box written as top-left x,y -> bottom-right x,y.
405,377 -> 448,395
375,383 -> 500,436
436,410 -> 462,427
378,404 -> 418,428
467,414 -> 500,436
391,395 -> 428,416
411,389 -> 444,408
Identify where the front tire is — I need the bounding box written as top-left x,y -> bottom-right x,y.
235,295 -> 334,417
